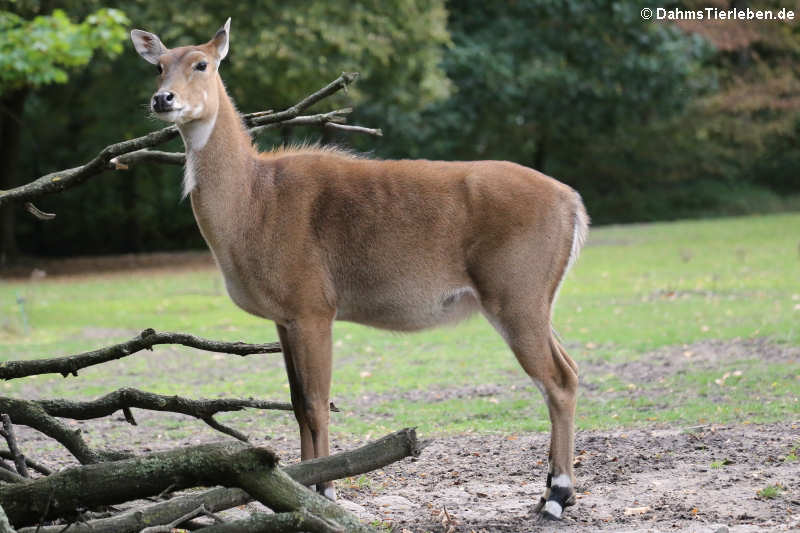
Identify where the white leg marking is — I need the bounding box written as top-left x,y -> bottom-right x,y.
323,485 -> 337,501
551,474 -> 572,488
543,500 -> 563,518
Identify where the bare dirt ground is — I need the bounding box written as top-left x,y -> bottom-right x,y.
11,338 -> 800,533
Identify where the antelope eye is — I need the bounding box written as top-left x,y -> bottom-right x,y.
156,64 -> 163,74
195,61 -> 207,71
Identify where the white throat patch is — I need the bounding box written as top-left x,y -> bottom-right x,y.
177,110 -> 218,199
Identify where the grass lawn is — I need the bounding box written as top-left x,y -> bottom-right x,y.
1,212 -> 798,440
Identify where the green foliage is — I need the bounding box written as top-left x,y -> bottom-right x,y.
13,0 -> 451,256
0,8 -> 128,94
5,1 -> 800,255
380,1 -> 710,161
130,0 -> 450,113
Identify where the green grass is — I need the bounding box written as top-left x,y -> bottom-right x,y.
756,484 -> 783,500
1,212 -> 798,439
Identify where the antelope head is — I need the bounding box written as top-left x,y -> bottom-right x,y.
131,18 -> 230,127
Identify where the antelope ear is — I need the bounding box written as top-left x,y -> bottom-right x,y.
212,17 -> 231,61
131,29 -> 167,65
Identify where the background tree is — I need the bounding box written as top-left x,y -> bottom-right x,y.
0,4 -> 128,263
11,0 -> 450,257
3,0 -> 799,259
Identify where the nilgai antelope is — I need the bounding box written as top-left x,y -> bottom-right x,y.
131,19 -> 589,520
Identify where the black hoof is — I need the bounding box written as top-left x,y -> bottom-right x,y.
540,509 -> 562,521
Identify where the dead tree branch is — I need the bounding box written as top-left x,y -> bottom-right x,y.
0,398 -> 129,465
0,454 -> 49,477
138,504 -> 209,533
0,441 -> 379,532
0,416 -> 28,478
198,510 -> 343,533
109,149 -> 185,168
33,387 -> 304,443
0,73 -> 363,210
13,428 -> 420,533
0,467 -> 25,485
109,105 -> 380,172
0,329 -> 281,381
325,122 -> 383,136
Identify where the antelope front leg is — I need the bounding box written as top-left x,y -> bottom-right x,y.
278,317 -> 336,500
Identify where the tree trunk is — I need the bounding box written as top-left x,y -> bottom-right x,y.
0,89 -> 28,265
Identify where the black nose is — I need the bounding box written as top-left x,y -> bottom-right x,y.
152,91 -> 175,113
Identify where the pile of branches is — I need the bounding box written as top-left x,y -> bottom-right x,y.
0,328 -> 422,533
0,76 -> 417,532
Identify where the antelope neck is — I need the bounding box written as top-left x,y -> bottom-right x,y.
177,76 -> 253,198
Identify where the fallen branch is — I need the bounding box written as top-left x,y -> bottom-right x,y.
0,467 -> 24,485
0,442 -> 259,526
198,510 -> 343,533
0,328 -> 281,381
35,387 -> 301,443
0,416 -> 28,478
14,428 -> 421,533
138,504 -> 208,533
0,397 -> 129,465
0,454 -> 50,477
0,441 -> 378,532
0,73 -> 363,209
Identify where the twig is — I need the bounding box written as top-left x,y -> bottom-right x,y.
0,452 -> 51,476
23,203 -> 55,221
198,510 -> 344,533
248,108 -> 352,136
242,73 -> 359,128
108,107 -> 381,172
0,329 -> 281,381
324,122 -> 383,136
0,398 -> 130,465
138,504 -> 207,533
201,507 -> 226,523
108,150 -> 184,169
0,73 -> 362,209
0,415 -> 28,478
0,466 -> 25,484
